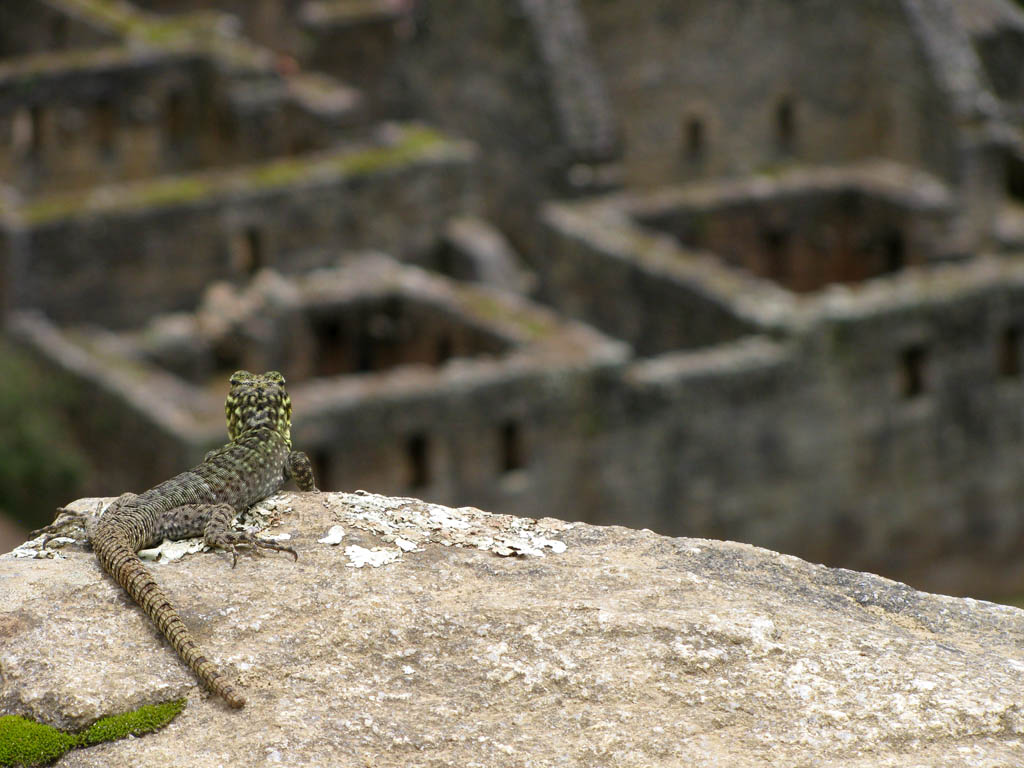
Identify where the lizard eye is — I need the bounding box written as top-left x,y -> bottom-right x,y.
229,371 -> 253,386
266,371 -> 286,385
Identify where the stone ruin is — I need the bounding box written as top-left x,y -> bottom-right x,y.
5,0 -> 1024,598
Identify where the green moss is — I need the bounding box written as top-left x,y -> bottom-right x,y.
56,0 -> 264,68
131,177 -> 210,208
23,176 -> 211,223
305,0 -> 399,25
18,198 -> 74,225
0,717 -> 77,767
77,699 -> 186,747
247,157 -> 316,189
129,20 -> 194,46
461,292 -> 512,323
754,162 -> 785,178
59,0 -> 194,45
460,292 -> 550,341
21,126 -> 452,224
58,0 -> 139,35
0,48 -> 127,83
0,699 -> 184,767
333,127 -> 446,177
249,125 -> 447,186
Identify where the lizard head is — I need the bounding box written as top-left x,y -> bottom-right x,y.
225,370 -> 292,444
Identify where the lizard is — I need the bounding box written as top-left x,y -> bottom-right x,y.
31,370 -> 318,709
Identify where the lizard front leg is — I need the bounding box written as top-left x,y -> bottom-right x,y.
147,503 -> 296,568
178,504 -> 298,568
285,450 -> 319,492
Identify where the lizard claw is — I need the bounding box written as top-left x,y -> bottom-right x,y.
213,532 -> 297,568
247,536 -> 297,561
30,507 -> 92,548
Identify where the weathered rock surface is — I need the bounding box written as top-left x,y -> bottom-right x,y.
2,491 -> 1024,767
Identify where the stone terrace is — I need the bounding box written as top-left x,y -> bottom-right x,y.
541,183 -> 1024,596
1,124 -> 475,326
10,256 -> 627,520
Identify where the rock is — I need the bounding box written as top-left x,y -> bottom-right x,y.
2,491 -> 1023,767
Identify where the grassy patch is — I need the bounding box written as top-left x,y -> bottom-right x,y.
21,125 -> 452,224
0,342 -> 88,531
22,176 -> 211,224
460,291 -> 549,341
0,699 -> 185,767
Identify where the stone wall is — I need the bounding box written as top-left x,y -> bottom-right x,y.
0,50 -> 215,195
16,234 -> 1024,596
141,278 -> 516,385
578,0 -> 957,188
587,337 -> 839,550
972,14 -> 1024,103
584,278 -> 1024,598
254,271 -> 625,524
7,0 -> 1024,603
5,128 -> 475,327
8,258 -> 630,536
0,0 -> 117,58
0,47 -> 361,197
633,164 -> 955,293
540,190 -> 1024,597
132,0 -> 310,57
397,0 -> 578,250
295,367 -> 613,523
537,206 -> 759,356
292,0 -> 1017,258
302,1 -> 410,119
810,273 -> 1024,593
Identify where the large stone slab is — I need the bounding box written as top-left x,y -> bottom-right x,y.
2,491 -> 1023,766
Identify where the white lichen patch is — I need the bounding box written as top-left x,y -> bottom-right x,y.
240,494 -> 299,530
318,525 -> 346,545
10,537 -> 74,559
345,545 -> 402,568
324,491 -> 572,567
139,538 -> 206,563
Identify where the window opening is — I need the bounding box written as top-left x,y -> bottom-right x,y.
50,15 -> 69,50
95,98 -> 116,157
901,344 -> 928,398
762,227 -> 790,283
436,334 -> 454,364
683,117 -> 705,164
500,421 -> 525,473
232,226 -> 265,277
999,326 -> 1021,379
406,433 -> 430,489
776,98 -> 796,155
164,90 -> 187,148
883,230 -> 905,274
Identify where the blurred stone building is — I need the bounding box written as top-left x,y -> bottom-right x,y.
5,0 -> 1024,597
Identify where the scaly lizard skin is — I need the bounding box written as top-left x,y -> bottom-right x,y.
32,370 -> 318,708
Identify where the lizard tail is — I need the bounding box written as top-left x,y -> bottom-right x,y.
94,534 -> 246,708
